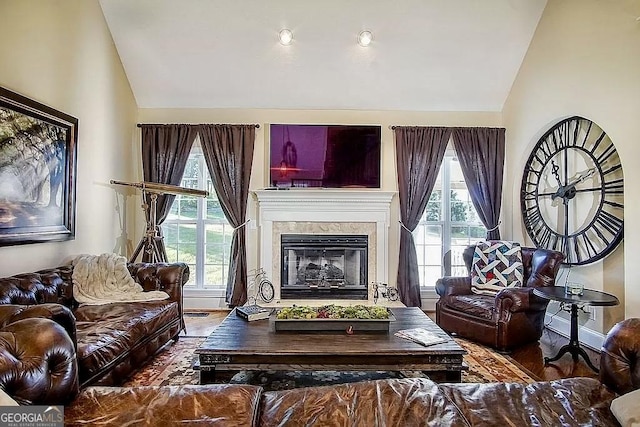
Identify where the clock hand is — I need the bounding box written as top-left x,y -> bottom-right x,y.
551,160 -> 562,187
551,167 -> 597,204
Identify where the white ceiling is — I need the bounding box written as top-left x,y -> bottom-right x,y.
99,0 -> 548,111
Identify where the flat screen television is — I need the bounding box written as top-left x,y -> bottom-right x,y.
269,124 -> 381,188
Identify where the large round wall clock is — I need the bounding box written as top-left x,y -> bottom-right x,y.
520,116 -> 624,265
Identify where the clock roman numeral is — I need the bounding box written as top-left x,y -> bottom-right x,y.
594,211 -> 623,236
602,163 -> 622,176
603,178 -> 624,194
536,227 -> 553,248
522,190 -> 537,202
590,131 -> 607,153
579,120 -> 593,148
584,233 -> 598,258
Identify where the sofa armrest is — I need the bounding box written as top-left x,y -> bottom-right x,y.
495,287 -> 549,314
600,318 -> 640,395
128,262 -> 189,301
0,304 -> 77,347
128,262 -> 189,332
0,318 -> 79,405
435,277 -> 472,297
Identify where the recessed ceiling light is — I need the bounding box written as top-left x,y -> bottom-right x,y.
357,30 -> 373,47
279,29 -> 293,46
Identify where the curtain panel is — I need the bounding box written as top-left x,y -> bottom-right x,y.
198,124 -> 256,307
394,126 -> 452,307
451,127 -> 506,240
140,124 -> 198,262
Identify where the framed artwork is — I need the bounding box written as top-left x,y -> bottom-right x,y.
0,87 -> 77,246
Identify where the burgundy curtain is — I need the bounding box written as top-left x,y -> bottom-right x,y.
451,127 -> 506,240
198,124 -> 255,307
395,126 -> 452,306
140,124 -> 198,262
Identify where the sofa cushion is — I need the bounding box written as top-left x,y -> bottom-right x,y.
471,241 -> 524,296
260,378 -> 469,427
74,301 -> 179,383
65,385 -> 263,426
444,295 -> 495,320
438,377 -> 619,426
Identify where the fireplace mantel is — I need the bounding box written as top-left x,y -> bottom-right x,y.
252,189 -> 396,304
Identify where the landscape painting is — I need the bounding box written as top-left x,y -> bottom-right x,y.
0,87 -> 77,245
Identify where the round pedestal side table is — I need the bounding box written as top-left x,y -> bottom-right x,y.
533,286 -> 619,372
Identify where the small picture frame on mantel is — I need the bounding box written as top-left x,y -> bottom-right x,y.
0,86 -> 78,246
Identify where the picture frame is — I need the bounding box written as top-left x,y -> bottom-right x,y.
0,86 -> 77,246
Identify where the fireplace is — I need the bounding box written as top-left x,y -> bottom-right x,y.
280,234 -> 368,300
253,189 -> 395,304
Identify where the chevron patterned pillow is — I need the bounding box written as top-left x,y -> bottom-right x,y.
471,241 -> 524,296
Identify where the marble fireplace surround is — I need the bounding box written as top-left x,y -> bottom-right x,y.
253,189 -> 395,306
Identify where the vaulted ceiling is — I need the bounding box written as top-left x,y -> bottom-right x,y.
99,0 -> 548,111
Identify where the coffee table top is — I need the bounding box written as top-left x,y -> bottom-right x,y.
196,307 -> 465,356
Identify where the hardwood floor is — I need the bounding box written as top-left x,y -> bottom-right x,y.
510,326 -> 599,381
184,309 -> 600,382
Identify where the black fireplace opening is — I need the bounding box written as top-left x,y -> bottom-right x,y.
280,234 -> 368,300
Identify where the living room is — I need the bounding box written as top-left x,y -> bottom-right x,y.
0,0 -> 639,424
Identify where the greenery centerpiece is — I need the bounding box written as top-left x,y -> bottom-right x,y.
274,305 -> 393,333
276,304 -> 390,320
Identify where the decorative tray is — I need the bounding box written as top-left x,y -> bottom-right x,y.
272,305 -> 395,333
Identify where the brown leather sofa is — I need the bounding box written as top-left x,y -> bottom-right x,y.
61,318 -> 640,426
0,317 -> 78,405
0,262 -> 188,391
436,245 -> 565,352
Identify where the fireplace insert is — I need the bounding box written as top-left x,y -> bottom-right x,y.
280,234 -> 368,300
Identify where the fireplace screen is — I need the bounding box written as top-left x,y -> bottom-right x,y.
280,234 -> 368,300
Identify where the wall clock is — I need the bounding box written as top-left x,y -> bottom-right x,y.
520,116 -> 624,265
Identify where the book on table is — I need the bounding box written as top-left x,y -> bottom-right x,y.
236,305 -> 272,321
394,328 -> 448,347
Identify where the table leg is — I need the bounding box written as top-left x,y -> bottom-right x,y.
544,303 -> 599,372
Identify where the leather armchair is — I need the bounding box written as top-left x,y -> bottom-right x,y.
435,245 -> 564,352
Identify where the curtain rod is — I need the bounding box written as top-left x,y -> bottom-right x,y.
390,125 -> 506,130
136,123 -> 260,128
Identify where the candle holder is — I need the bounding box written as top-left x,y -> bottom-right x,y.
565,282 -> 584,296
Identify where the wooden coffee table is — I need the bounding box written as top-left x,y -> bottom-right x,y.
195,307 -> 466,384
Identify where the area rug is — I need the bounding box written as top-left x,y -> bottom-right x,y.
123,337 -> 536,389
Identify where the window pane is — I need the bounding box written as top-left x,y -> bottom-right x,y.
423,266 -> 442,288
205,265 -> 224,288
425,190 -> 441,221
450,189 -> 469,222
179,197 -> 198,220
207,198 -> 226,221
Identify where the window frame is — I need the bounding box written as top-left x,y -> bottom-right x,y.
414,149 -> 486,288
162,142 -> 232,292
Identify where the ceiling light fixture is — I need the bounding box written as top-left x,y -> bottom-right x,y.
357,30 -> 373,47
279,29 -> 293,46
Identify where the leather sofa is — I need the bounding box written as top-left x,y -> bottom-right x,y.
436,245 -> 565,352
61,318 -> 640,426
0,262 -> 188,394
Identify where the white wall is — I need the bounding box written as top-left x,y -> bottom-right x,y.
503,0 -> 640,329
0,0 -> 138,275
137,108 -> 501,305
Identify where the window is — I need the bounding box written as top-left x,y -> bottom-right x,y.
414,146 -> 486,288
162,142 -> 233,290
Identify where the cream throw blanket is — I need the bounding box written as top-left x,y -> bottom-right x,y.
72,253 -> 169,305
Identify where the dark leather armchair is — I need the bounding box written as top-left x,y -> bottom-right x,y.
435,245 -> 565,352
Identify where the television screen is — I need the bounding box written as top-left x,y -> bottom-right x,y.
269,124 -> 381,188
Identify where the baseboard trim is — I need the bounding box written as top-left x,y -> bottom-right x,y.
543,314 -> 605,351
